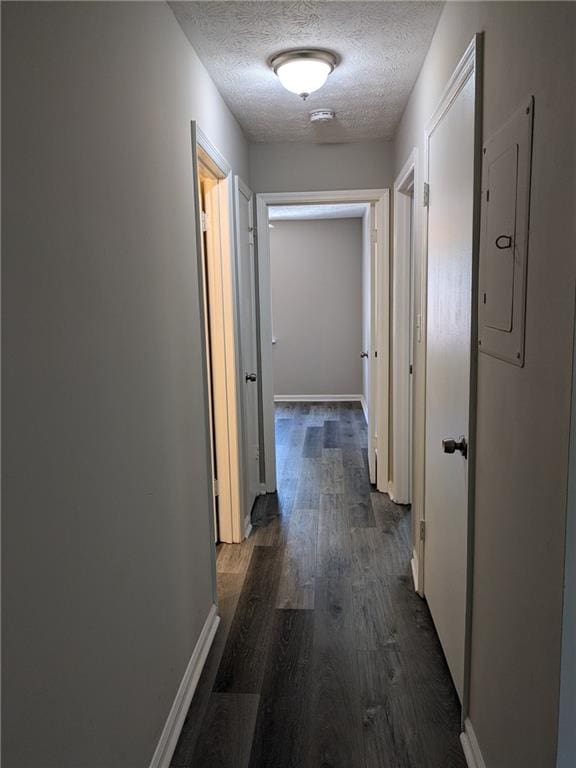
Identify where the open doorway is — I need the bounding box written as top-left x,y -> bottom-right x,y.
267,205 -> 368,501
268,204 -> 367,403
256,190 -> 390,495
193,128 -> 244,545
392,149 -> 420,590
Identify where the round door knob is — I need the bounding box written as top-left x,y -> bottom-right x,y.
245,373 -> 257,382
442,436 -> 468,459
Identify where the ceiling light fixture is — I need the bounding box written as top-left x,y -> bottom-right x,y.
270,49 -> 338,100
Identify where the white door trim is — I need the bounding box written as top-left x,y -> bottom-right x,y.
256,188 -> 389,493
273,394 -> 364,403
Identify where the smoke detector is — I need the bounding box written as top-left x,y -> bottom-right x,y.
309,109 -> 335,123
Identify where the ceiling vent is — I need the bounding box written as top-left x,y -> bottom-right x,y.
309,109 -> 335,123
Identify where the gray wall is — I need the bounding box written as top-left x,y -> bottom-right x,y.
250,140 -> 394,193
2,2 -> 248,767
270,219 -> 363,397
394,3 -> 576,767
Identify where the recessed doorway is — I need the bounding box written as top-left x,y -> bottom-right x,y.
256,189 -> 390,495
193,127 -> 244,544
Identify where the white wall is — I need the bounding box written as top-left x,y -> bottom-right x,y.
2,2 -> 248,767
270,218 -> 363,397
250,140 -> 394,193
394,3 -> 576,767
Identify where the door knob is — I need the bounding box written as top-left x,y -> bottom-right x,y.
442,436 -> 468,459
360,352 -> 369,358
245,373 -> 257,382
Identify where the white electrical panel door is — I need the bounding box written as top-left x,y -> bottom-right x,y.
479,97 -> 534,365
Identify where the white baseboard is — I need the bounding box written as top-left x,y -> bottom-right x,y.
274,394 -> 363,403
360,395 -> 368,422
149,604 -> 220,768
410,554 -> 419,592
460,718 -> 487,768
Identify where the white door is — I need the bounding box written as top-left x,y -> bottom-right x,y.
424,48 -> 477,699
235,178 -> 260,518
368,204 -> 378,483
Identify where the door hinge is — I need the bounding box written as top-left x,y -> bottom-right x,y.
371,229 -> 378,244
201,210 -> 208,232
213,478 -> 219,497
409,364 -> 413,374
423,182 -> 430,208
249,225 -> 256,246
419,520 -> 426,541
486,189 -> 490,202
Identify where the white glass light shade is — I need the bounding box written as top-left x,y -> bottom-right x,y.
276,58 -> 332,97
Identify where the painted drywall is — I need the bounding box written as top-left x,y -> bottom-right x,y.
270,219 -> 363,397
394,3 -> 576,767
2,2 -> 248,767
249,140 -> 394,193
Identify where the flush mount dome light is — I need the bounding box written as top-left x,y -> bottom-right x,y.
270,49 -> 338,100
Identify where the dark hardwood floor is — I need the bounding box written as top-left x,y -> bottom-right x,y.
171,402 -> 466,768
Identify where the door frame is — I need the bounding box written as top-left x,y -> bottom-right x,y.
420,34 -> 483,720
391,148 -> 419,507
255,188 -> 389,493
392,150 -> 421,598
192,124 -> 246,544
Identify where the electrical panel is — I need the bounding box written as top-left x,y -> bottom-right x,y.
478,97 -> 534,366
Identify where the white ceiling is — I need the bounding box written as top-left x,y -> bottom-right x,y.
268,203 -> 367,220
171,1 -> 443,144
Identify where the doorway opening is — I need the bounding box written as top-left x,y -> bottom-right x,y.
392,149 -> 420,587
267,204 -> 368,496
256,190 -> 390,495
193,129 -> 244,545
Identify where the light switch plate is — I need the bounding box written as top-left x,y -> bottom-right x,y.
478,96 -> 534,366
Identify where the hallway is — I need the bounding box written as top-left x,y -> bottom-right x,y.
172,402 -> 465,767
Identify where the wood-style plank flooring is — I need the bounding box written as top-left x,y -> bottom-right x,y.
171,402 -> 466,768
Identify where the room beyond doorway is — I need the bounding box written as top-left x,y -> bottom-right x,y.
256,189 -> 390,495
269,207 -> 366,400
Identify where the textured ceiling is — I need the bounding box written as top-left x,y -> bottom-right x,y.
170,1 -> 443,143
269,203 -> 367,220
